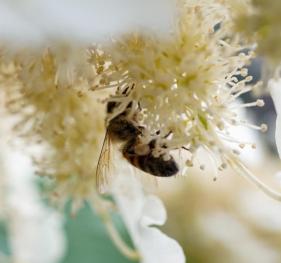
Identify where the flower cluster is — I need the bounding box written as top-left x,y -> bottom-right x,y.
1,0 -> 281,262
93,0 -> 266,178
0,47 -> 106,207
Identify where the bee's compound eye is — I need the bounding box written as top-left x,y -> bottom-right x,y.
134,144 -> 150,156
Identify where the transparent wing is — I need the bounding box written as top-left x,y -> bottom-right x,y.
96,131 -> 112,194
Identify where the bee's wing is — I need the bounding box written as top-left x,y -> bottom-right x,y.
96,131 -> 112,194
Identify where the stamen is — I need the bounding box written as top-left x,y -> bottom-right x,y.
229,156 -> 281,202
217,132 -> 255,146
230,87 -> 252,100
230,99 -> 265,109
185,159 -> 194,167
260,123 -> 268,132
237,121 -> 268,132
202,145 -> 219,179
104,215 -> 140,260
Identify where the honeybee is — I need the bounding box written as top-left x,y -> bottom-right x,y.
122,138 -> 179,177
96,85 -> 179,193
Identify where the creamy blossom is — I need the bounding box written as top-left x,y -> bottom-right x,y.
92,0 -> 269,189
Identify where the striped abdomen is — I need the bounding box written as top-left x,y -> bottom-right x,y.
122,139 -> 179,177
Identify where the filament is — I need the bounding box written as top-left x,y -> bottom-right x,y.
228,155 -> 281,202
103,216 -> 140,261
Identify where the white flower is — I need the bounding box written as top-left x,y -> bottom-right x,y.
0,0 -> 176,48
0,106 -> 66,263
111,162 -> 185,263
2,151 -> 66,263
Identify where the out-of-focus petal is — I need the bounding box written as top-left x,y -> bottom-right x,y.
269,78 -> 281,157
0,103 -> 66,263
112,163 -> 185,263
140,195 -> 166,226
0,0 -> 176,47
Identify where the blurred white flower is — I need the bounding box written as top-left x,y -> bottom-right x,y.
0,0 -> 176,48
2,151 -> 66,263
239,191 -> 281,232
111,163 -> 185,263
199,212 -> 280,263
0,104 -> 66,263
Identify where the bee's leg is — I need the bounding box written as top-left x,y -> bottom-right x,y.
137,101 -> 142,111
130,83 -> 135,92
126,100 -> 139,120
122,83 -> 135,96
137,125 -> 145,135
122,86 -> 130,95
122,139 -> 137,156
163,130 -> 173,139
182,146 -> 189,151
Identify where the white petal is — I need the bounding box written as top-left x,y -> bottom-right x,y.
3,151 -> 66,263
111,164 -> 185,263
0,107 -> 66,263
140,195 -> 166,226
269,78 -> 281,157
275,115 -> 281,158
0,2 -> 43,46
138,196 -> 185,263
269,78 -> 281,115
139,227 -> 185,263
0,0 -> 176,46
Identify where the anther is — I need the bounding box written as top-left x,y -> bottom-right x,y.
239,143 -> 245,149
260,124 -> 268,133
245,76 -> 253,82
200,164 -> 205,170
256,99 -> 265,107
232,149 -> 240,155
240,68 -> 248,77
186,160 -> 193,167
